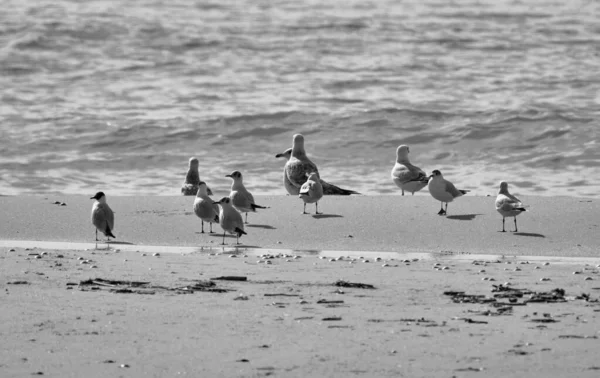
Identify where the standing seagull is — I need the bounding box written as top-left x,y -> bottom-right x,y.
391,145 -> 429,196
181,157 -> 212,196
193,181 -> 219,233
277,134 -> 360,195
90,191 -> 115,249
299,172 -> 324,214
427,170 -> 469,215
213,197 -> 247,245
495,181 -> 527,232
226,170 -> 268,224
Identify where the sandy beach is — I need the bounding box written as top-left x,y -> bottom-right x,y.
1,195 -> 600,377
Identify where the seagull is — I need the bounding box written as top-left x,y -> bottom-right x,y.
277,134 -> 360,195
427,170 -> 469,215
90,191 -> 115,249
299,172 -> 324,214
391,145 -> 429,195
226,170 -> 268,224
193,181 -> 219,233
495,181 -> 527,232
213,196 -> 247,245
181,157 -> 212,196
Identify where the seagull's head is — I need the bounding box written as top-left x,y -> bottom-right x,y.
292,134 -> 305,145
275,148 -> 292,160
396,145 -> 410,161
306,172 -> 319,181
429,170 -> 442,179
213,196 -> 231,206
292,134 -> 306,156
197,181 -> 209,196
188,157 -> 199,167
499,181 -> 509,194
225,170 -> 243,181
90,191 -> 106,202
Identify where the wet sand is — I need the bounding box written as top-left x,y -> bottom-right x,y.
1,195 -> 599,377
0,195 -> 598,256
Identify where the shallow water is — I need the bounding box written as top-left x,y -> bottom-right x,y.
1,0 -> 599,197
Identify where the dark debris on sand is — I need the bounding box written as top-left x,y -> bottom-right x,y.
77,278 -> 231,294
334,280 -> 376,289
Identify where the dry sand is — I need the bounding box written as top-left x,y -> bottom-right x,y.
1,195 -> 600,377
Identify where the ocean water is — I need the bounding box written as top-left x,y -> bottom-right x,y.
1,0 -> 599,198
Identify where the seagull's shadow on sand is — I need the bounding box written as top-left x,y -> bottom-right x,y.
107,241 -> 135,245
246,224 -> 276,229
312,214 -> 343,219
446,214 -> 484,221
513,232 -> 546,238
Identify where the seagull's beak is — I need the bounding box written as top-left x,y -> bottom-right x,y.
212,201 -> 220,205
89,196 -> 94,199
275,153 -> 283,158
225,174 -> 232,178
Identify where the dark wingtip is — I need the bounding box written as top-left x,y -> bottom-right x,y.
234,227 -> 247,236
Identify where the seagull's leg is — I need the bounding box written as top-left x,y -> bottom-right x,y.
201,221 -> 205,234
106,236 -> 110,250
513,217 -> 518,232
302,202 -> 307,214
315,202 -> 322,215
222,231 -> 226,245
501,217 -> 506,232
209,222 -> 213,233
444,203 -> 448,215
244,212 -> 248,224
402,189 -> 405,196
95,229 -> 98,249
437,202 -> 445,215
236,233 -> 240,245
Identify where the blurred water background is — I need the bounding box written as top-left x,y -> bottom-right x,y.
1,0 -> 599,197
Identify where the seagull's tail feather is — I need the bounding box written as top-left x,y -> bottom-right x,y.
235,227 -> 247,237
214,214 -> 219,223
105,226 -> 116,239
459,189 -> 470,195
251,204 -> 269,210
321,180 -> 361,195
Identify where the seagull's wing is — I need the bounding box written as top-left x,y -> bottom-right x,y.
496,195 -> 526,211
393,163 -> 428,184
445,180 -> 468,198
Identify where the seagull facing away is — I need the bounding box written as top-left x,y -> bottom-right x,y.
299,172 -> 324,214
226,170 -> 268,224
182,157 -> 212,196
391,145 -> 429,196
277,134 -> 360,195
193,181 -> 219,233
495,181 -> 527,232
90,191 -> 115,249
427,170 -> 469,215
213,196 -> 247,245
